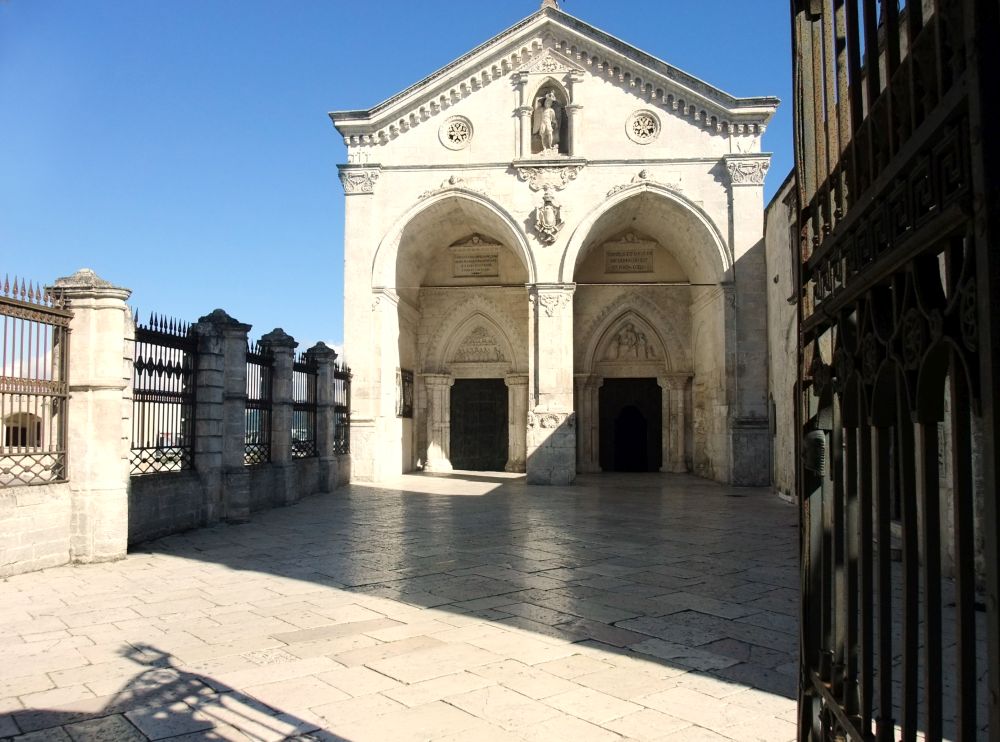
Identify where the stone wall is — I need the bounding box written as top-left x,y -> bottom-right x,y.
0,483 -> 72,578
1,268 -> 349,577
764,173 -> 797,499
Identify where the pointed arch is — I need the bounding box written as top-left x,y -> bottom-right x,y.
372,188 -> 537,291
559,183 -> 731,285
577,292 -> 691,372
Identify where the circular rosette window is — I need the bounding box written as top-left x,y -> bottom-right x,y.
439,116 -> 474,150
626,109 -> 661,144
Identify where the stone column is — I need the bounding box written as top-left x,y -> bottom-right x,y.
574,373 -> 600,473
565,105 -> 582,158
724,153 -> 772,485
422,374 -> 454,472
662,374 -> 690,473
526,284 -> 576,485
504,374 -> 528,472
517,106 -> 533,159
192,309 -> 251,523
51,269 -> 131,564
261,328 -> 298,505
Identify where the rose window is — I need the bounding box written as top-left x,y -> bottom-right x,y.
440,116 -> 474,150
626,110 -> 661,144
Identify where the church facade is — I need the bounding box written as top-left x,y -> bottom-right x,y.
331,2 -> 778,485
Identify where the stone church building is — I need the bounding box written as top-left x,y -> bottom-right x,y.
332,1 -> 778,486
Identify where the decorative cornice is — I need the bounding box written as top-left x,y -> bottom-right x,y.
514,162 -> 584,191
723,154 -> 771,186
330,13 -> 778,148
338,166 -> 381,195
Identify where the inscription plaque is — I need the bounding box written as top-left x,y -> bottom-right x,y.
452,251 -> 499,278
605,245 -> 654,274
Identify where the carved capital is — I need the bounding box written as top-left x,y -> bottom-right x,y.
723,155 -> 770,186
530,284 -> 574,317
338,166 -> 381,195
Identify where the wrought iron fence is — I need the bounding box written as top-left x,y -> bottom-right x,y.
131,313 -> 197,475
292,352 -> 317,458
333,360 -> 351,455
245,340 -> 273,465
396,368 -> 413,418
0,276 -> 70,486
792,1 -> 999,740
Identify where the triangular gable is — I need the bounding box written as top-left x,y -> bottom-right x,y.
330,7 -> 778,148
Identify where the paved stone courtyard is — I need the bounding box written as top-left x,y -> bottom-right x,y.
0,473 -> 799,741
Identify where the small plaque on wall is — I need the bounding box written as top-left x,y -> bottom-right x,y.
452,251 -> 499,278
605,243 -> 655,274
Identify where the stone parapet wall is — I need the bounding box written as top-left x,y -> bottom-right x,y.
1,268 -> 349,577
0,482 -> 71,577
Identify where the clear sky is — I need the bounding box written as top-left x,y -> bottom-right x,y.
0,1 -> 792,353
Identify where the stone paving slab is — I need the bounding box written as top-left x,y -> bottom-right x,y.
0,472 -> 798,741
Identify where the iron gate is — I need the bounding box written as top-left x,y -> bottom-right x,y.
791,0 -> 1000,739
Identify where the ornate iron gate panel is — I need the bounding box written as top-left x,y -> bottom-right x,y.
791,1 -> 1000,739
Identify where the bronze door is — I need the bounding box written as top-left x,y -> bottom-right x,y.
450,379 -> 508,471
598,378 -> 662,472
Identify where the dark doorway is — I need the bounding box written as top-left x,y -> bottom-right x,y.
450,379 -> 508,471
599,378 -> 661,472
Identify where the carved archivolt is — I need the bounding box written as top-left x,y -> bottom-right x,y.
419,175 -> 486,200
578,293 -> 691,371
423,294 -> 524,371
607,169 -> 680,197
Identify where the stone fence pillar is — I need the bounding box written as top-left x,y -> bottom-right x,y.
192,309 -> 251,524
51,268 -> 132,564
307,342 -> 339,492
261,328 -> 297,505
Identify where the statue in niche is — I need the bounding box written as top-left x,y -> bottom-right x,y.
532,89 -> 566,155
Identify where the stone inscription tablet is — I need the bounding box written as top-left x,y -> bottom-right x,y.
605,245 -> 654,273
453,251 -> 499,278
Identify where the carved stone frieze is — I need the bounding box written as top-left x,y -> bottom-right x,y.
338,167 -> 381,195
724,156 -> 770,186
527,410 -> 574,429
515,164 -> 583,191
532,187 -> 564,245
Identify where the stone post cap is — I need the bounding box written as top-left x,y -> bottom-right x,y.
51,268 -> 131,299
260,327 -> 298,350
194,308 -> 251,333
305,341 -> 338,360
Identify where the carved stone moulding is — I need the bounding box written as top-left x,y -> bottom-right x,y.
626,109 -> 661,145
606,169 -> 681,197
418,175 -> 487,200
439,116 -> 474,150
338,166 -> 381,195
514,163 -> 584,192
527,410 -> 575,429
723,155 -> 771,186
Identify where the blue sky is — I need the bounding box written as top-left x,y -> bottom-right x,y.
0,1 -> 792,351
